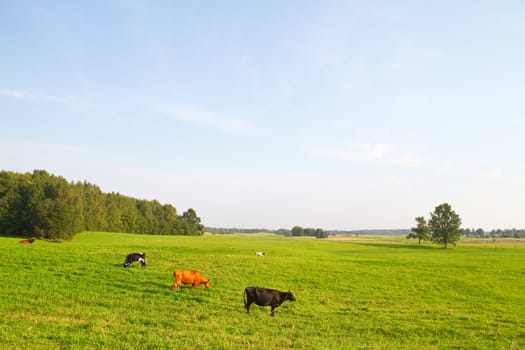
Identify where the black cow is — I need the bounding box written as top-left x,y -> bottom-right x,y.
244,287 -> 296,316
123,252 -> 147,268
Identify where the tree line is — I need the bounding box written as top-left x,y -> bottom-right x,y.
204,226 -> 329,238
463,228 -> 525,239
290,226 -> 329,238
0,170 -> 204,240
205,227 -> 276,234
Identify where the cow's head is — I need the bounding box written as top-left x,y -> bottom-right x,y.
204,280 -> 211,288
287,291 -> 296,301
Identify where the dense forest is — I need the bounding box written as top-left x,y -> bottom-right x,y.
0,170 -> 204,240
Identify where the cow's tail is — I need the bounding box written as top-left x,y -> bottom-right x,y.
243,288 -> 247,308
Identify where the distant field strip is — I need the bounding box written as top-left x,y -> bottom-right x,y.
1,232 -> 524,349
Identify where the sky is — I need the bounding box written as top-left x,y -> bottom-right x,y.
1,1 -> 524,231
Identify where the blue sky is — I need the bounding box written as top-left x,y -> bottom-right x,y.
1,1 -> 524,230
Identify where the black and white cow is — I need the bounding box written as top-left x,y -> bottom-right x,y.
244,287 -> 296,316
255,251 -> 265,256
123,252 -> 147,268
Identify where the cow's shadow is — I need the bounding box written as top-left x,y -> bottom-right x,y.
171,285 -> 212,302
116,263 -> 147,268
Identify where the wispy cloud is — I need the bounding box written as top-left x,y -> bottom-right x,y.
0,88 -> 77,105
2,88 -> 258,135
501,17 -> 525,32
435,158 -> 508,181
319,142 -> 424,167
482,168 -> 504,179
436,161 -> 454,174
156,105 -> 256,134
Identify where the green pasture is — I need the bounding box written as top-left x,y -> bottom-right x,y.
1,232 -> 524,349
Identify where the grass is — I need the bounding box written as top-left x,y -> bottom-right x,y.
1,232 -> 524,349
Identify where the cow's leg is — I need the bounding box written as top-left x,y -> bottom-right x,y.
245,301 -> 253,313
270,306 -> 276,317
173,279 -> 181,291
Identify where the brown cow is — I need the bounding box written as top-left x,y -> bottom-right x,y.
19,237 -> 36,244
172,270 -> 211,291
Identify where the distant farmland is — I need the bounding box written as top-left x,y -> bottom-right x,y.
1,232 -> 523,349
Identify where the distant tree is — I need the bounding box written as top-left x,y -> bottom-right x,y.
475,228 -> 485,238
275,228 -> 291,236
428,203 -> 462,248
315,228 -> 328,239
180,208 -> 204,235
291,226 -> 304,236
407,216 -> 430,244
304,227 -> 315,236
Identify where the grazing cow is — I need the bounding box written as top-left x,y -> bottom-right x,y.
19,237 -> 36,244
255,251 -> 265,256
123,252 -> 147,268
172,270 -> 211,290
244,287 -> 296,316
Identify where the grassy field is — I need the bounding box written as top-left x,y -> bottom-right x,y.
1,232 -> 524,349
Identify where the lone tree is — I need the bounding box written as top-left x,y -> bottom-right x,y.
428,203 -> 462,248
407,216 -> 430,244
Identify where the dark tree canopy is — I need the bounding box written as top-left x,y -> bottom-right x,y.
0,170 -> 204,239
179,208 -> 205,236
290,225 -> 328,238
291,226 -> 304,236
